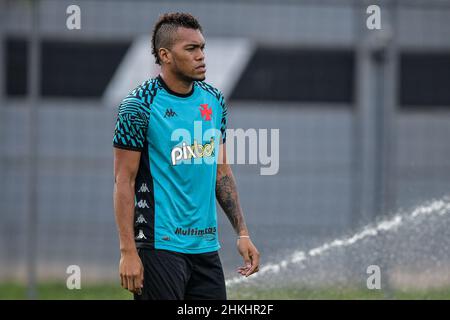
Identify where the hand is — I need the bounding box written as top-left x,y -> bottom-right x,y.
119,249 -> 144,295
236,237 -> 260,277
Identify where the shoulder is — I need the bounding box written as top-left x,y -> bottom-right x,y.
126,78 -> 162,105
195,81 -> 226,104
118,78 -> 163,116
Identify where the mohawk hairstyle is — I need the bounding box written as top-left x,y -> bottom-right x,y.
151,12 -> 203,65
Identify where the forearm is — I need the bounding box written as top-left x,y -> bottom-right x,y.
216,164 -> 249,236
113,179 -> 137,254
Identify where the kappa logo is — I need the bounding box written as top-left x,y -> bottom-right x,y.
164,108 -> 177,118
138,183 -> 150,193
199,104 -> 212,121
136,229 -> 147,240
137,199 -> 149,209
136,214 -> 147,224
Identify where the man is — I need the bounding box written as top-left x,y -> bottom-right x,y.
113,12 -> 260,300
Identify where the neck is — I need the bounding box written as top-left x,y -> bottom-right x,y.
159,71 -> 193,95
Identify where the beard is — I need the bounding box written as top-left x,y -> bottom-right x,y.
176,69 -> 205,83
172,59 -> 206,83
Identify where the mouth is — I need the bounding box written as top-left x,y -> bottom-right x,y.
196,64 -> 206,72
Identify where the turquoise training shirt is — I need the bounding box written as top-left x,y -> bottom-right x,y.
113,75 -> 227,254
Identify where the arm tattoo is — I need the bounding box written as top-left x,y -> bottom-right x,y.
216,166 -> 247,235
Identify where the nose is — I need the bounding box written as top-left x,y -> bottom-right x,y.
196,48 -> 205,61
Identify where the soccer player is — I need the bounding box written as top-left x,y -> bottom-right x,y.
113,12 -> 260,300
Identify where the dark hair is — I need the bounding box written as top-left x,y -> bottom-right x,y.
151,12 -> 203,65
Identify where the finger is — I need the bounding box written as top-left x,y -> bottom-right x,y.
238,264 -> 250,269
123,275 -> 129,290
241,251 -> 251,269
134,276 -> 142,295
120,274 -> 126,289
252,250 -> 260,268
127,275 -> 135,293
245,265 -> 257,277
246,254 -> 260,277
140,267 -> 144,288
239,268 -> 248,276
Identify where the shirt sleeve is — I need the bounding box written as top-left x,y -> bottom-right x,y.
218,92 -> 228,144
113,96 -> 149,151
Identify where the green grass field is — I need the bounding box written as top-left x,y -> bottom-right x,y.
1,282 -> 449,300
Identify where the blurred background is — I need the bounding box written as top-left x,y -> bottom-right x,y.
1,0 -> 450,299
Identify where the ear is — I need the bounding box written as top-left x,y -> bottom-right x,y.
159,48 -> 171,65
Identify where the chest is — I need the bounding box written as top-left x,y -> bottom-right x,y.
148,94 -> 221,149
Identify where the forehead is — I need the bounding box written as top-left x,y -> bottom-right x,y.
173,27 -> 205,46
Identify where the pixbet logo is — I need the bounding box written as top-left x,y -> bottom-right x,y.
170,121 -> 279,175
170,121 -> 220,166
171,138 -> 215,165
